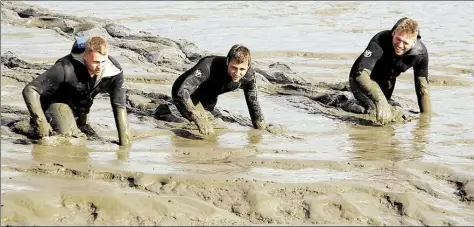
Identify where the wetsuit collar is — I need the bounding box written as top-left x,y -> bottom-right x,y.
404,39 -> 424,56
70,52 -> 122,78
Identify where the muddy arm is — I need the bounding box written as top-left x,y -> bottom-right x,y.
174,65 -> 211,121
354,69 -> 389,105
352,40 -> 393,124
22,85 -> 48,127
113,107 -> 130,146
243,73 -> 266,129
175,66 -> 215,135
352,40 -> 388,105
414,55 -> 432,114
22,62 -> 65,137
109,71 -> 131,146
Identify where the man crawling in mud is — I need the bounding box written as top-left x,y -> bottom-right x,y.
22,36 -> 131,146
171,44 -> 269,135
349,17 -> 432,125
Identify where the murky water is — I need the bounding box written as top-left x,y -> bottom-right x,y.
2,1 -> 474,225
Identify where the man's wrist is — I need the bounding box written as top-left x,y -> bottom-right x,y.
254,120 -> 267,129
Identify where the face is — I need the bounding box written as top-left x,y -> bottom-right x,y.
84,51 -> 107,76
392,31 -> 417,56
227,59 -> 249,82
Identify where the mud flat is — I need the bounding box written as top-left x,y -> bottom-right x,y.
2,1 -> 474,226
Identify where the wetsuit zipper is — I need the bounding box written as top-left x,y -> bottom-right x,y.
89,76 -> 103,98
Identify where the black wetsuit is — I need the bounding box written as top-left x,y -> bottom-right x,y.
27,54 -> 126,117
23,41 -> 130,144
349,19 -> 429,100
172,56 -> 264,126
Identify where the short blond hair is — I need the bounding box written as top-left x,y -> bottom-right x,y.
85,36 -> 108,55
394,18 -> 419,38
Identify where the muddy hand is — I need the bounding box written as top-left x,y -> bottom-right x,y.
78,124 -> 100,140
114,107 -> 131,146
35,119 -> 54,138
376,102 -> 392,125
194,117 -> 214,135
266,123 -> 286,135
76,115 -> 98,140
254,120 -> 280,134
190,107 -> 215,135
72,131 -> 87,139
254,120 -> 268,130
390,108 -> 402,121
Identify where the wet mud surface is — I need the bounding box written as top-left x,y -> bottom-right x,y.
2,1 -> 474,226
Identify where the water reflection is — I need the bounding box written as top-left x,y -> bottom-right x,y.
216,129 -> 263,149
119,151 -> 177,174
411,113 -> 431,153
247,129 -> 264,146
115,146 -> 131,162
348,115 -> 433,162
29,141 -> 135,164
348,124 -> 404,161
31,144 -> 91,163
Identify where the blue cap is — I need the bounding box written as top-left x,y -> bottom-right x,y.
71,36 -> 88,54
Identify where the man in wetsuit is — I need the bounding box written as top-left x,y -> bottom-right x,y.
22,36 -> 131,146
172,44 -> 267,135
349,17 -> 432,125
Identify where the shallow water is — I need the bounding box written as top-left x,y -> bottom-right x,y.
2,1 -> 474,225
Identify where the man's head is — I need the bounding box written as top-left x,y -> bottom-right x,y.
391,18 -> 419,56
83,36 -> 109,76
226,44 -> 251,82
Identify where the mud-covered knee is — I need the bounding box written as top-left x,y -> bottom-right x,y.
48,103 -> 73,114
48,103 -> 79,135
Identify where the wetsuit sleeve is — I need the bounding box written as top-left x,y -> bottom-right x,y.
23,61 -> 65,124
353,41 -> 384,77
109,71 -> 131,146
242,71 -> 265,128
174,63 -> 211,120
175,64 -> 211,101
351,40 -> 389,108
413,54 -> 432,113
109,71 -> 126,109
413,54 -> 428,78
25,61 -> 65,96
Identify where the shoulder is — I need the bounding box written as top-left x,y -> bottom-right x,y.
197,55 -> 225,66
241,67 -> 256,84
55,54 -> 73,66
108,55 -> 122,70
414,40 -> 428,55
190,56 -> 226,76
246,67 -> 256,76
364,30 -> 388,54
407,39 -> 428,63
52,54 -> 74,75
103,55 -> 123,78
370,30 -> 390,44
